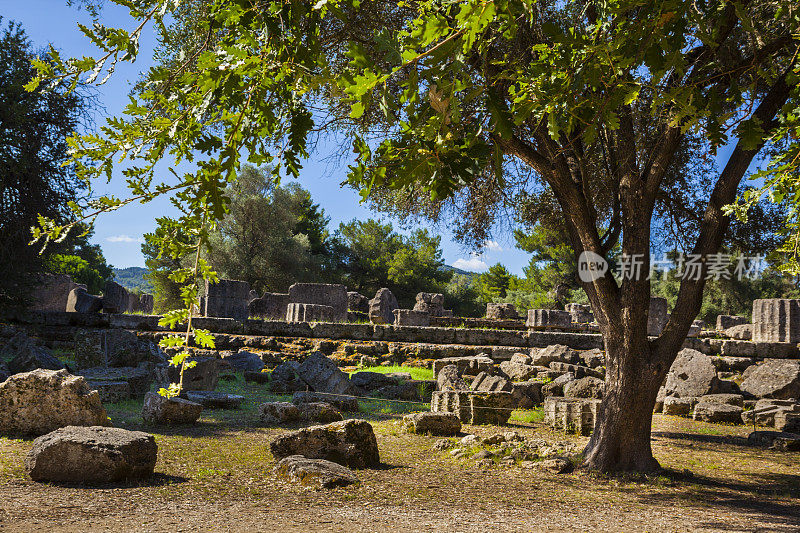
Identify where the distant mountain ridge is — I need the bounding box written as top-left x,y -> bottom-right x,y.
112,267 -> 153,293
111,264 -> 474,293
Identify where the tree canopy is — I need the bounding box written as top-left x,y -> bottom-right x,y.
30,0 -> 800,471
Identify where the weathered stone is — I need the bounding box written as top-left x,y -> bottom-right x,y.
350,371 -> 397,391
403,412 -> 461,436
535,457 -> 574,474
288,283 -> 348,322
544,396 -> 600,435
542,373 -> 576,397
393,309 -> 431,326
297,402 -> 343,423
25,426 -> 157,483
662,396 -> 694,416
725,324 -> 752,340
286,303 -> 335,323
141,392 -> 202,425
155,357 -> 219,391
740,359 -> 800,400
711,356 -> 755,373
347,292 -> 369,314
223,350 -> 265,372
296,352 -> 361,396
511,380 -> 543,408
499,360 -> 540,381
437,364 -> 468,391
87,381 -> 130,403
468,391 -> 515,425
368,288 -> 399,325
4,332 -> 65,374
563,376 -> 604,399
693,402 -> 743,423
432,355 -> 494,376
30,273 -> 78,312
470,371 -> 512,393
0,369 -> 109,437
413,292 -> 445,317
67,287 -> 103,314
548,361 -> 603,379
274,455 -> 359,488
648,297 -> 669,336
747,430 -> 800,448
204,279 -> 251,320
431,390 -> 514,425
752,299 -> 800,343
248,293 -> 290,320
565,303 -> 593,324
699,393 -> 744,407
526,309 -> 572,329
532,344 -> 580,366
717,315 -> 748,331
73,329 -> 166,370
485,303 -> 519,320
102,280 -> 131,314
260,401 -> 301,424
139,294 -> 154,314
184,391 -> 244,409
664,348 -> 720,398
269,419 -> 380,468
268,361 -> 304,393
292,391 -> 360,412
245,371 -> 272,384
578,348 -> 604,369
80,366 -> 152,399
774,410 -> 800,433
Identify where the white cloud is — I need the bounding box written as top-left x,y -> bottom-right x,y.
484,240 -> 503,252
453,257 -> 489,272
106,235 -> 143,244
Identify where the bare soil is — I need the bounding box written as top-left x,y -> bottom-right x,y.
1,378 -> 798,532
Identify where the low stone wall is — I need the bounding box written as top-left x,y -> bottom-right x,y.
4,310 -> 799,361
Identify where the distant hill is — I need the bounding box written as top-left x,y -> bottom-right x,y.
112,265 -> 472,293
112,267 -> 153,294
443,264 -> 479,279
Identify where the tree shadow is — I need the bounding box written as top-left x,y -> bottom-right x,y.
652,431 -> 751,447
42,472 -> 189,490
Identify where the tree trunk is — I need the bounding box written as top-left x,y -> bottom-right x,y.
582,335 -> 668,473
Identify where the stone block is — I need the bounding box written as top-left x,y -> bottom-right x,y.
393,309 -> 431,326
648,297 -> 668,336
526,309 -> 572,329
717,315 -> 748,331
543,396 -> 600,435
485,303 -> 519,320
30,274 -> 78,312
565,303 -> 593,324
102,280 -> 131,314
347,292 -> 369,313
286,303 -> 335,323
413,292 -> 445,317
402,412 -> 461,436
204,279 -> 250,320
752,299 -> 800,343
248,293 -> 290,320
67,287 -> 103,314
288,283 -> 348,322
368,288 -> 399,325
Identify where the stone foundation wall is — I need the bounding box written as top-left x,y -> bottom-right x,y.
3,311 -> 799,365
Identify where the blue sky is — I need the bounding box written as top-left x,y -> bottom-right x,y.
3,1 -> 531,274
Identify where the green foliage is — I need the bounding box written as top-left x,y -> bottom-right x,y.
444,273 -> 483,317
44,254 -> 104,294
337,219 -> 452,306
0,20 -> 90,307
477,263 -> 513,301
112,267 -> 153,294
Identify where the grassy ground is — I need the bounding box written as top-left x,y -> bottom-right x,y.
1,375 -> 799,531
352,365 -> 435,381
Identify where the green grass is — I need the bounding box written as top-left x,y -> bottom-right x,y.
353,365 -> 434,381
509,407 -> 544,424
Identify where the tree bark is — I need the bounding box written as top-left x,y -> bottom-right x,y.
582,317 -> 669,472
